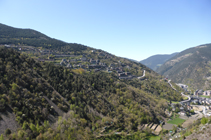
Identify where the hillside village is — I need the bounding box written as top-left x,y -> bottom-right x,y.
2,44 -> 145,80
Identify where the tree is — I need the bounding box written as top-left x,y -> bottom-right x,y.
175,107 -> 180,113
201,117 -> 208,125
173,125 -> 177,133
190,109 -> 194,114
0,134 -> 3,140
22,121 -> 29,130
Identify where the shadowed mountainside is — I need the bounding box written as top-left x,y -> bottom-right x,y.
140,53 -> 178,71
156,43 -> 211,90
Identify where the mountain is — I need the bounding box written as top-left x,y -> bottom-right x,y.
0,23 -> 88,52
156,43 -> 211,90
140,53 -> 178,71
0,24 -> 182,139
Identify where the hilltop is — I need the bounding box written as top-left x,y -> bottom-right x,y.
0,23 -> 182,139
156,43 -> 211,90
0,23 -> 88,52
140,53 -> 178,71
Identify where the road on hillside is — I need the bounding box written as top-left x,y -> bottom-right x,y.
137,70 -> 145,79
180,92 -> 191,104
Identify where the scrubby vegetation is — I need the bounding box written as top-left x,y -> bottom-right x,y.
0,23 -> 183,139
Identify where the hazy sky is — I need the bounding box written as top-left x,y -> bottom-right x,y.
0,0 -> 211,61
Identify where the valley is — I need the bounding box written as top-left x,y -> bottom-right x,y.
160,81 -> 211,139
0,23 -> 211,140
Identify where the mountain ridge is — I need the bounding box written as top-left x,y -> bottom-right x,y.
140,52 -> 178,71
156,43 -> 211,90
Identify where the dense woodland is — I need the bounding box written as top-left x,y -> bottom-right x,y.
0,47 -> 182,139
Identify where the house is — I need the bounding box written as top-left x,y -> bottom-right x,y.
60,61 -> 64,65
118,72 -> 133,80
73,64 -> 77,68
99,62 -> 106,66
40,49 -> 50,54
187,105 -> 192,110
48,56 -> 54,59
121,64 -> 126,67
110,64 -> 115,68
62,59 -> 67,62
192,99 -> 199,104
126,65 -> 131,69
90,59 -> 99,64
199,100 -> 202,104
80,65 -> 86,69
180,111 -> 186,116
180,107 -> 184,111
88,64 -> 102,69
126,72 -> 132,76
119,73 -> 127,77
4,44 -> 11,47
70,59 -> 76,62
66,63 -> 72,68
95,69 -> 101,72
117,70 -> 123,74
194,89 -> 203,96
105,55 -> 111,59
119,76 -> 132,80
176,84 -> 188,91
80,57 -> 87,61
203,90 -> 211,96
98,52 -> 105,56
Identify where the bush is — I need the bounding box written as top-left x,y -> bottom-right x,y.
201,117 -> 208,125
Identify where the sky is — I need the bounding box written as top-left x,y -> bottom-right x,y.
0,0 -> 211,61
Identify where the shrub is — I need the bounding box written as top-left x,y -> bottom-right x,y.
201,117 -> 208,125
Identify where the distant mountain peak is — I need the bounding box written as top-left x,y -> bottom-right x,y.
140,52 -> 178,71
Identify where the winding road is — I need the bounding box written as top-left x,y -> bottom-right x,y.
137,70 -> 145,79
180,92 -> 191,104
168,80 -> 191,104
168,80 -> 177,91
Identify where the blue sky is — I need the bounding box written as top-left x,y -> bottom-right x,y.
0,0 -> 211,61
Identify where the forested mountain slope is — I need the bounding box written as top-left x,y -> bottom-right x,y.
140,52 -> 178,71
157,43 -> 211,90
0,23 -> 183,139
0,47 -> 181,139
0,23 -> 88,52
